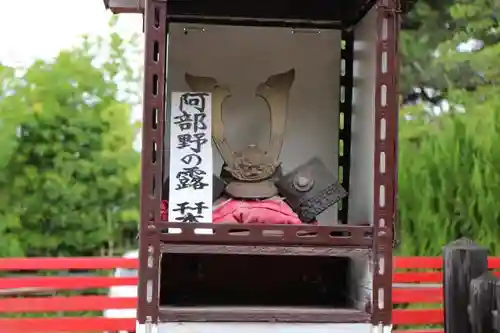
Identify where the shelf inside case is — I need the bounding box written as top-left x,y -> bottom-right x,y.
158,242 -> 373,322
157,222 -> 374,247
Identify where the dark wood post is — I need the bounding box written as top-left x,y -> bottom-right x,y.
469,272 -> 496,333
443,238 -> 488,333
494,280 -> 500,332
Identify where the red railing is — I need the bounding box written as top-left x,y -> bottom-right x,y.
1,256 -> 500,333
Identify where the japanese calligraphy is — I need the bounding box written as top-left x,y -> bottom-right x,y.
179,92 -> 208,113
173,111 -> 207,133
168,92 -> 213,231
173,201 -> 209,223
176,166 -> 208,190
176,132 -> 208,153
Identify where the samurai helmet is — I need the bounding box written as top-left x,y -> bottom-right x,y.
185,69 -> 295,199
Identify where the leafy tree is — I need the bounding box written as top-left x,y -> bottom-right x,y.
398,0 -> 500,255
400,0 -> 457,95
400,0 -> 500,98
0,18 -> 141,257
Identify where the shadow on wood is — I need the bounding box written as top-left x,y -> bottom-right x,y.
443,238 -> 488,333
469,272 -> 495,333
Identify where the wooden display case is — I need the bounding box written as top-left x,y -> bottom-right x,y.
103,1 -> 411,332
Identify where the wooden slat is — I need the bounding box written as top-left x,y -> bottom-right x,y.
394,256 -> 500,270
0,317 -> 135,333
488,257 -> 500,269
394,330 -> 443,333
0,256 -> 499,271
0,280 -> 443,306
393,271 -> 442,283
394,271 -> 500,283
0,297 -> 443,325
0,276 -> 137,290
393,309 -> 443,325
0,257 -> 137,271
0,296 -> 136,313
0,287 -> 438,313
0,313 -> 443,332
394,257 -> 442,269
392,288 -> 442,303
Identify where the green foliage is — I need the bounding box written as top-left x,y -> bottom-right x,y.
399,87 -> 500,255
397,0 -> 500,255
0,19 -> 141,257
401,0 -> 500,92
400,0 -> 457,92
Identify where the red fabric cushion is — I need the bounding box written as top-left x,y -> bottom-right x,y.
161,199 -> 304,224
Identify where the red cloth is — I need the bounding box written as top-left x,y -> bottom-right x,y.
161,198 -> 303,224
160,200 -> 169,221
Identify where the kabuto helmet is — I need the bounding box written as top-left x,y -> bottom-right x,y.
185,69 -> 295,199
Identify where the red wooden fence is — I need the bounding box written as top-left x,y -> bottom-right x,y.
1,256 -> 500,333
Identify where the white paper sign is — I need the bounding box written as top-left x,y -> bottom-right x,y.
168,92 -> 213,233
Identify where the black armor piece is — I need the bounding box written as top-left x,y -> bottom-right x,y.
162,175 -> 226,202
275,157 -> 347,223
